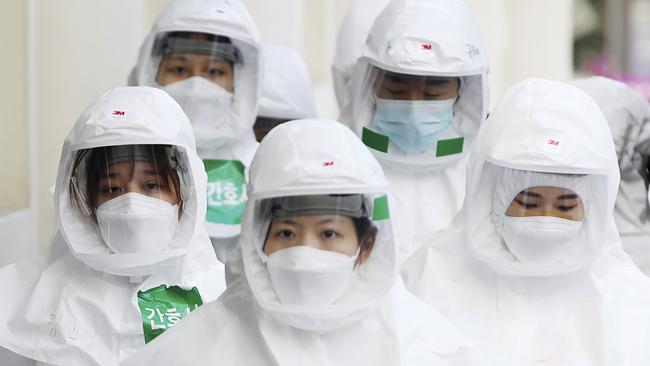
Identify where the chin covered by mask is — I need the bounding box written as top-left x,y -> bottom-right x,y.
97,192 -> 179,254
490,167 -> 591,266
373,97 -> 455,154
162,76 -> 234,147
266,245 -> 358,307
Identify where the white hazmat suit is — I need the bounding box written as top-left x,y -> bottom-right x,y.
572,76 -> 650,275
339,0 -> 489,262
258,44 -> 317,121
402,78 -> 650,365
132,0 -> 262,263
0,87 -> 224,365
123,119 -> 492,366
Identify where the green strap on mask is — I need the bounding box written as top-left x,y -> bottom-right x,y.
362,127 -> 464,157
436,137 -> 464,157
362,127 -> 390,153
137,285 -> 203,343
203,159 -> 247,225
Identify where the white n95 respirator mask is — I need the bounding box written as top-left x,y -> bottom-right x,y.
499,216 -> 583,265
162,76 -> 233,148
96,192 -> 179,254
266,245 -> 357,307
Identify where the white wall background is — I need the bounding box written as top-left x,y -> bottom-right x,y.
0,0 -> 575,260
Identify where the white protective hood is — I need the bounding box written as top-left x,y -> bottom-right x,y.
122,119 -> 493,366
402,78 -> 650,365
241,119 -> 396,331
0,86 -> 225,365
332,0 -> 390,110
132,0 -> 261,161
258,44 -> 317,120
571,76 -> 650,275
339,0 -> 489,262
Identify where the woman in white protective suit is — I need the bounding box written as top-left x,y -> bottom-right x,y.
254,44 -> 318,142
131,0 -> 261,263
332,0 -> 390,110
402,78 -> 650,365
0,87 -> 223,365
339,0 -> 489,262
123,119 -> 492,366
571,76 -> 650,276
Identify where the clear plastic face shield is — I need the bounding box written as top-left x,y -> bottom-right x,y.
152,31 -> 242,90
369,67 -> 463,154
477,164 -> 609,266
68,144 -> 192,254
251,193 -> 390,307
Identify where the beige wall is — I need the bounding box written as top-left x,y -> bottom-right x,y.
0,1 -> 29,212
34,1 -> 146,244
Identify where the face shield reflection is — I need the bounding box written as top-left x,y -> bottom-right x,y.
69,144 -> 188,254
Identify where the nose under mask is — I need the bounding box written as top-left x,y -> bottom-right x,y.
498,216 -> 583,265
265,245 -> 358,307
372,97 -> 455,154
162,76 -> 234,148
96,192 -> 179,254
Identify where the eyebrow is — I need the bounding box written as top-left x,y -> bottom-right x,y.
556,194 -> 578,200
517,190 -> 542,199
100,170 -> 161,180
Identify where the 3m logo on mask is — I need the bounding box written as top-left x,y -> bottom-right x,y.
204,160 -> 247,225
322,161 -> 334,167
543,138 -> 562,154
137,285 -> 203,344
420,43 -> 433,51
111,110 -> 126,120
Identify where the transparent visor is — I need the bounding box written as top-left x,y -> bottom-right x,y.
68,144 -> 192,253
372,68 -> 461,102
366,67 -> 465,155
255,193 -> 390,261
152,31 -> 241,87
477,164 -> 609,265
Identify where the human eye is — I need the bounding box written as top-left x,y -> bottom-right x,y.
274,229 -> 295,240
515,198 -> 538,209
320,230 -> 339,240
557,204 -> 578,212
207,66 -> 226,77
102,186 -> 122,194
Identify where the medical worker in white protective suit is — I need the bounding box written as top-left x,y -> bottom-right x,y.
123,119 -> 492,366
402,78 -> 650,365
254,44 -> 318,142
332,0 -> 390,109
0,87 -> 223,365
571,76 -> 650,276
339,0 -> 488,262
131,0 -> 261,263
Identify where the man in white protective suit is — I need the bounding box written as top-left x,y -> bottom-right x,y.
123,119 -> 492,366
0,87 -> 223,365
339,0 -> 489,262
131,0 -> 261,264
572,76 -> 650,276
402,78 -> 650,365
254,44 -> 318,142
332,0 -> 390,110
